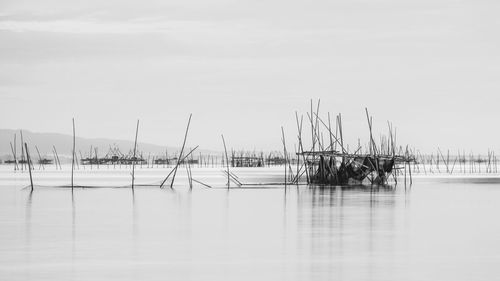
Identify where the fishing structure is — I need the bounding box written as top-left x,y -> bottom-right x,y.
231,151 -> 265,167
80,145 -> 146,165
6,104 -> 500,191
289,101 -> 415,186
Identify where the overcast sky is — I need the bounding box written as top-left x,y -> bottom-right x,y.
1,0 -> 499,153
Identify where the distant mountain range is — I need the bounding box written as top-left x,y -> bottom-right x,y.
0,129 -> 206,161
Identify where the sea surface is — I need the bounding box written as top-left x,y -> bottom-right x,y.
1,165 -> 500,281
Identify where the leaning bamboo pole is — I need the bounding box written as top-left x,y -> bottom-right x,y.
35,145 -> 43,170
53,145 -> 61,170
312,112 -> 347,154
159,146 -> 199,187
10,142 -> 18,171
281,127 -> 288,187
314,100 -> 322,150
25,143 -> 33,191
131,120 -> 139,190
160,114 -> 192,189
20,130 -> 25,171
328,112 -> 333,151
13,134 -> 18,171
221,134 -> 230,188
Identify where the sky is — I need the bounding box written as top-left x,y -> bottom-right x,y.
1,0 -> 499,153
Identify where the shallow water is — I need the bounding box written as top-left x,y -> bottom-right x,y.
1,166 -> 500,281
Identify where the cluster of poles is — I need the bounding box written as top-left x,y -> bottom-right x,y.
6,102 -> 500,191
6,131 -> 63,171
279,100 -> 416,186
6,138 -> 289,172
413,149 -> 499,174
15,114 -> 216,192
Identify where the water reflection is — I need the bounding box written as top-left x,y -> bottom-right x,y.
25,189 -> 33,280
293,185 -> 401,280
17,177 -> 409,281
8,170 -> 500,281
299,184 -> 398,208
71,190 -> 76,280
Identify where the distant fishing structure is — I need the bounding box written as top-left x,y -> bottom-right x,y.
230,152 -> 264,168
79,145 -> 147,166
4,101 -> 500,191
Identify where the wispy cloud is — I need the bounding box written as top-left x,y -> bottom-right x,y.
0,18 -> 222,34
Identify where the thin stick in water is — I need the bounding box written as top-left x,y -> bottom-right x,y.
221,134 -> 230,188
131,120 -> 139,189
71,118 -> 75,189
281,126 -> 287,187
160,114 -> 192,188
25,143 -> 34,191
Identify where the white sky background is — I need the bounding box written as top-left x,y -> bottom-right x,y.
1,0 -> 499,153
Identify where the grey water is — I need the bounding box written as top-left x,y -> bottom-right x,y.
1,166 -> 500,281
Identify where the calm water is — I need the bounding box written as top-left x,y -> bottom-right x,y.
1,166 -> 500,281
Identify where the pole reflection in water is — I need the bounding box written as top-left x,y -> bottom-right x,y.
71,190 -> 76,279
293,185 -> 401,280
2,170 -> 500,281
24,190 -> 33,281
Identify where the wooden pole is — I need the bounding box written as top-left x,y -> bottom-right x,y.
221,134 -> 230,188
281,127 -> 287,187
170,114 -> 191,189
314,100 -> 322,150
310,100 -> 315,152
164,149 -> 167,168
35,145 -> 43,170
20,130 -> 25,171
25,143 -> 33,191
404,156 -> 407,186
13,134 -> 18,170
338,114 -> 344,155
406,146 -> 412,185
89,145 -> 93,170
71,118 -> 75,190
10,142 -> 18,171
160,146 -> 199,186
328,112 -> 333,150
74,150 -> 79,170
52,148 -> 57,169
95,147 -> 99,170
53,145 -> 61,170
132,120 -> 139,190
160,114 -> 192,188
